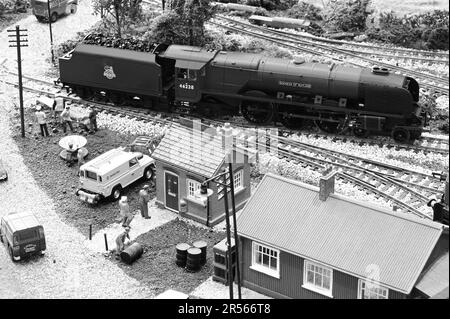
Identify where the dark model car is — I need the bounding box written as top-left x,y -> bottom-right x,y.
0,212 -> 46,262
0,159 -> 7,182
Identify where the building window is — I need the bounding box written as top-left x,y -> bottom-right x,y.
186,178 -> 201,199
358,280 -> 389,299
303,260 -> 333,297
233,169 -> 243,191
250,242 -> 280,278
218,169 -> 244,200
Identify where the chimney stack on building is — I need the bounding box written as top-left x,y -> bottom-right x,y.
319,166 -> 336,201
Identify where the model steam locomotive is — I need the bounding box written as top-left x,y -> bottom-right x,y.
58,43 -> 427,142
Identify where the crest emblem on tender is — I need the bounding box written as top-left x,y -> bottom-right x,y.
103,65 -> 116,80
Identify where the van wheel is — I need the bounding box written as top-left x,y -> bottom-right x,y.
51,12 -> 58,23
143,167 -> 154,181
111,186 -> 122,201
8,246 -> 16,262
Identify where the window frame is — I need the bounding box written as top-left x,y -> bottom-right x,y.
217,169 -> 245,200
358,279 -> 389,299
186,178 -> 202,200
233,169 -> 244,192
129,158 -> 138,168
250,241 -> 280,279
85,170 -> 97,181
177,68 -> 188,79
302,260 -> 334,298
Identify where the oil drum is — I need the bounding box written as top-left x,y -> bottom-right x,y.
120,242 -> 143,264
193,240 -> 207,265
186,248 -> 202,272
175,243 -> 191,267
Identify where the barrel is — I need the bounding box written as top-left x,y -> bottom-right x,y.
120,242 -> 143,264
186,248 -> 202,272
193,240 -> 207,265
175,243 -> 191,267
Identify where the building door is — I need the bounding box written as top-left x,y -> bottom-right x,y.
165,172 -> 179,212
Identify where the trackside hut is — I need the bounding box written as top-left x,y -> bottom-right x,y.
152,124 -> 255,226
237,173 -> 449,299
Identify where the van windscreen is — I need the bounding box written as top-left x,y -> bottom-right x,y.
18,229 -> 38,241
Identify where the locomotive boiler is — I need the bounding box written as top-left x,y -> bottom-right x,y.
58,43 -> 427,143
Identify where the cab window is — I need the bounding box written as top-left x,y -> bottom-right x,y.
187,70 -> 197,80
129,158 -> 138,168
177,68 -> 188,79
79,170 -> 85,178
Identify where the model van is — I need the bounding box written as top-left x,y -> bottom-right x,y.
31,0 -> 78,23
76,147 -> 155,204
0,212 -> 46,262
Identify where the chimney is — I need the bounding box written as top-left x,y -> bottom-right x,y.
319,166 -> 336,201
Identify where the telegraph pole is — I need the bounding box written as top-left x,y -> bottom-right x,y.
47,0 -> 55,62
7,25 -> 28,138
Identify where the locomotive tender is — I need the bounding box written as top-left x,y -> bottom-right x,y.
59,43 -> 427,142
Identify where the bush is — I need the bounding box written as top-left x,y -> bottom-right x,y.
287,1 -> 323,21
204,30 -> 242,51
365,10 -> 449,50
322,0 -> 372,33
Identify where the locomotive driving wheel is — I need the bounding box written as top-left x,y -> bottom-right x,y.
280,113 -> 304,130
352,127 -> 369,138
391,127 -> 411,143
241,100 -> 274,125
314,119 -> 343,134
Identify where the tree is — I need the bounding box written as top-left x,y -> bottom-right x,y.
322,0 -> 372,33
93,0 -> 143,38
148,0 -> 216,45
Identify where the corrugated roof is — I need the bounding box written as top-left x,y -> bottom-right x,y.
415,252 -> 449,297
237,173 -> 444,294
152,124 -> 227,178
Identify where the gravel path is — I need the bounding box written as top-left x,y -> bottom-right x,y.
0,1 -> 154,299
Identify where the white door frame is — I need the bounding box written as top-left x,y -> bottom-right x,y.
164,170 -> 179,212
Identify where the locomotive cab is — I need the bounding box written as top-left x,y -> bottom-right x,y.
161,45 -> 218,103
174,61 -> 204,102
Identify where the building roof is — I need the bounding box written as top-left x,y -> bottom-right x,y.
237,173 -> 445,294
2,212 -> 41,232
415,252 -> 449,298
152,124 -> 238,178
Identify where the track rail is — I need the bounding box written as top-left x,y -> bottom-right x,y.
1,72 -> 447,220
271,28 -> 450,62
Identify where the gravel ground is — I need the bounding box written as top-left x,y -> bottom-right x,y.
0,97 -> 155,298
85,199 -> 178,253
111,218 -> 226,296
0,0 -> 156,299
10,107 -> 149,232
0,9 -> 31,33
